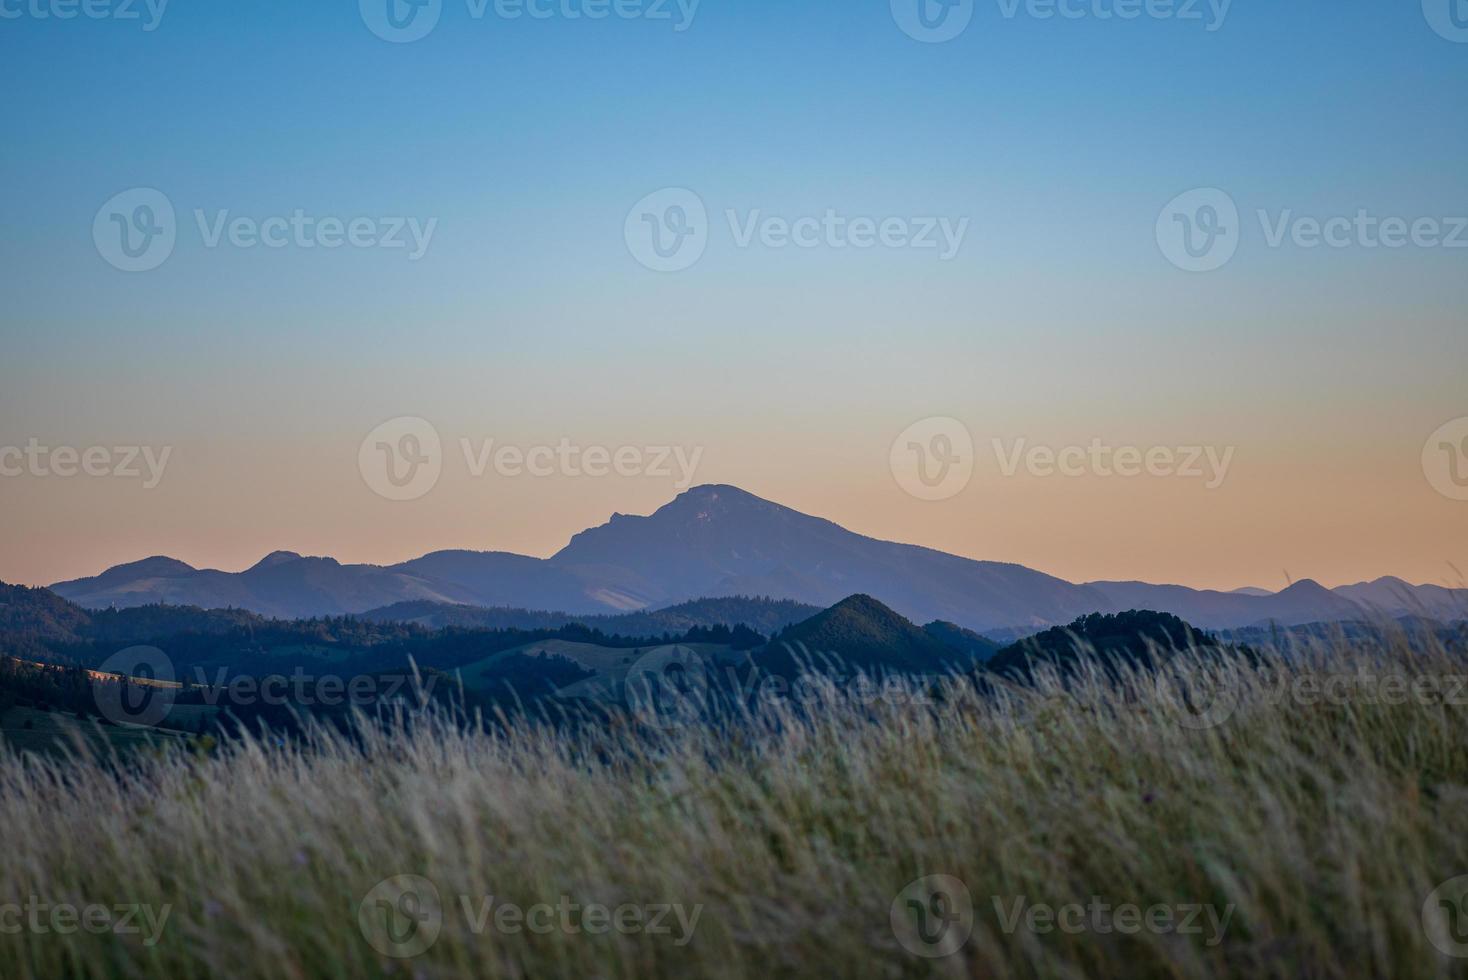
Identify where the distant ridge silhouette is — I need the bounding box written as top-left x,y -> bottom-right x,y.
47,485 -> 1468,632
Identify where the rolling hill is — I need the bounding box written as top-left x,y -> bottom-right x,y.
755,594 -> 980,676
986,610 -> 1238,678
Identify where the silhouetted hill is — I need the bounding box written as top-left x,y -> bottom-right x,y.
51,553 -> 474,619
922,620 -> 1002,663
0,582 -> 93,644
755,595 -> 976,676
987,610 -> 1230,678
362,595 -> 821,637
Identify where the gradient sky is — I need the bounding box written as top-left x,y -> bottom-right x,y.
2,0 -> 1467,592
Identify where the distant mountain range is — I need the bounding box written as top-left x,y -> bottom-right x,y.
47,485 -> 1468,634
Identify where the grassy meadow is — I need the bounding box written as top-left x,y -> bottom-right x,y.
2,633 -> 1468,979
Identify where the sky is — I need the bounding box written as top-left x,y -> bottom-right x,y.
2,0 -> 1467,592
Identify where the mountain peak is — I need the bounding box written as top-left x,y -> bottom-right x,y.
77,556 -> 196,584
121,556 -> 196,575
249,551 -> 305,571
665,484 -> 775,514
759,592 -> 964,675
680,483 -> 759,498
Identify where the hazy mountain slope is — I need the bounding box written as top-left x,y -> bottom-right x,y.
386,551 -> 612,614
52,552 -> 472,619
229,553 -> 474,619
51,557 -> 259,611
0,582 -> 93,643
1333,577 -> 1468,622
552,485 -> 1110,631
1086,579 -> 1365,630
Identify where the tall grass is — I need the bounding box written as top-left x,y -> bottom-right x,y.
2,632 -> 1468,979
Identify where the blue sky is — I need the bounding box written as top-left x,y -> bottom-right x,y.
2,0 -> 1467,589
